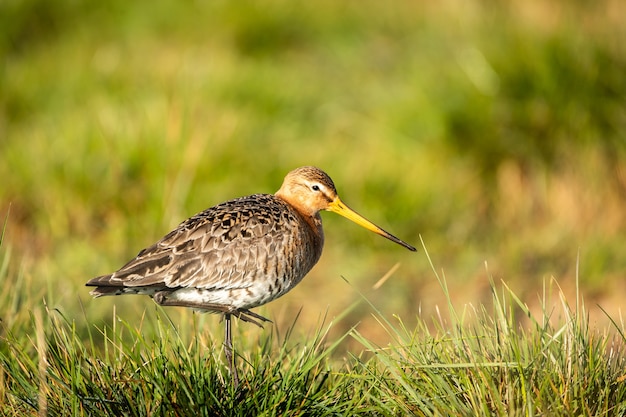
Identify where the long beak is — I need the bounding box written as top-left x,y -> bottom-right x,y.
327,198 -> 417,251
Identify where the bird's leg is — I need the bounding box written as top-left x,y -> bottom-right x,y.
224,313 -> 239,387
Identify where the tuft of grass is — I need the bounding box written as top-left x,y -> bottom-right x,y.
0,303 -> 358,416
348,244 -> 626,415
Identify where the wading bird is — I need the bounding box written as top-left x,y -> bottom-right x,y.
87,166 -> 416,386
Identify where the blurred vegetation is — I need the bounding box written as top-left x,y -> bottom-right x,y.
1,0 -> 625,346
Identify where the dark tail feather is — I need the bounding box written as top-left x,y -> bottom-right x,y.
86,274 -> 122,297
86,274 -> 162,297
88,286 -> 125,297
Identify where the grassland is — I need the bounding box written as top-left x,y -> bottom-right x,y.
2,0 -> 626,414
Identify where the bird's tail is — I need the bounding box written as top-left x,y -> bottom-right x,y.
86,274 -> 123,297
86,274 -> 161,297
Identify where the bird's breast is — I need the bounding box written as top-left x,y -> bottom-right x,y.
211,195 -> 324,309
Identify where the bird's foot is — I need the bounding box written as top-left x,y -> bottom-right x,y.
234,309 -> 272,327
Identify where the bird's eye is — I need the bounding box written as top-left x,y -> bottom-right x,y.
311,185 -> 320,191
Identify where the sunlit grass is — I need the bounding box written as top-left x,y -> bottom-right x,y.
1,239 -> 625,415
349,245 -> 626,415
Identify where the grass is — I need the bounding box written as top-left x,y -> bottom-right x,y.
1,307 -> 352,416
2,240 -> 626,415
2,0 -> 626,414
350,253 -> 626,415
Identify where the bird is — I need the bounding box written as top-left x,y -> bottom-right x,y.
86,166 -> 416,386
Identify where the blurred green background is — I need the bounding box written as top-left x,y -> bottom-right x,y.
1,0 -> 625,346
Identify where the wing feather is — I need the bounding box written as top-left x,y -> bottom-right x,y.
87,194 -> 308,293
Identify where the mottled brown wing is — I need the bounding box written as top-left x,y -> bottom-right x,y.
88,194 -> 301,292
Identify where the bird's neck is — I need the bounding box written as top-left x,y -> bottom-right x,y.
275,191 -> 324,238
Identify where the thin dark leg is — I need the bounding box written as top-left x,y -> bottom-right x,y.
224,313 -> 239,387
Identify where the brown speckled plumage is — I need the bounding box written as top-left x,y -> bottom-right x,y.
86,166 -> 415,385
87,193 -> 323,323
